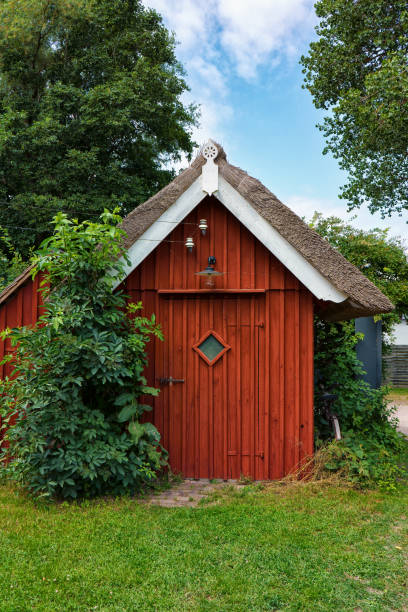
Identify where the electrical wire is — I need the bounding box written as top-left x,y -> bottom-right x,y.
0,221 -> 204,244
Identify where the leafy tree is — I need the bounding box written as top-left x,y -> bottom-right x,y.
0,210 -> 166,499
310,212 -> 408,337
0,0 -> 197,256
301,1 -> 408,217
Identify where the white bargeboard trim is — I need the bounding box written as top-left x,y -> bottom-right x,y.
114,175 -> 347,303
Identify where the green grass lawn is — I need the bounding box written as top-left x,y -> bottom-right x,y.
1,483 -> 407,611
387,387 -> 408,403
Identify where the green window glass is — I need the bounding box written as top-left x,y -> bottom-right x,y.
198,334 -> 224,361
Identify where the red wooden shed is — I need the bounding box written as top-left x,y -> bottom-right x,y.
0,142 -> 393,480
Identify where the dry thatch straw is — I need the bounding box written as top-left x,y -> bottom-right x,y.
263,445 -> 354,493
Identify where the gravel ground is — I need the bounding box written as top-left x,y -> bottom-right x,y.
390,402 -> 408,436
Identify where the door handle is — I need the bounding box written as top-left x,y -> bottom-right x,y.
159,376 -> 185,387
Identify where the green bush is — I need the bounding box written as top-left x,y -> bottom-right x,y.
0,210 -> 166,499
314,318 -> 407,489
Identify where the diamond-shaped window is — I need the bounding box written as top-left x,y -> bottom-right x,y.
193,330 -> 230,366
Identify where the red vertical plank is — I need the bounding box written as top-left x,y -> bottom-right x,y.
227,215 -> 241,288
174,298 -> 184,473
239,298 -> 251,477
278,291 -> 286,478
22,283 -> 31,326
16,288 -> 23,328
221,203 -> 228,291
270,254 -> 285,289
182,213 -> 188,290
222,297 -> 228,480
249,296 -> 256,478
208,297 -> 214,478
299,291 -> 314,460
0,304 -> 4,442
167,298 -> 178,473
0,306 -> 5,381
262,262 -> 270,478
141,251 -> 156,291
285,268 -> 300,290
283,290 -> 301,475
226,298 -> 238,478
198,298 -> 210,478
181,299 -> 187,474
256,296 -> 266,480
240,228 -> 253,289
153,292 -> 163,444
172,223 -> 184,291
161,297 -> 170,462
32,275 -> 39,325
169,234 -> 175,290
284,291 -> 294,475
213,297 -> 226,478
184,298 -> 196,477
156,240 -> 170,289
191,204 -> 201,289
294,290 -> 300,470
267,292 -> 278,478
255,239 -> 266,289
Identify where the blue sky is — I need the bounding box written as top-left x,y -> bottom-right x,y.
143,0 -> 407,240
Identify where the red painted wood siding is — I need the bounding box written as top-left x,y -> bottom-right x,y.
124,195 -> 314,479
0,274 -> 41,448
0,196 -> 314,479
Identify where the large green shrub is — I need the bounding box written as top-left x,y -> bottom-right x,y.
314,318 -> 407,488
0,210 -> 166,499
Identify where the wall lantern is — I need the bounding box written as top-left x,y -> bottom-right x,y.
199,219 -> 208,235
195,256 -> 224,288
185,236 -> 195,252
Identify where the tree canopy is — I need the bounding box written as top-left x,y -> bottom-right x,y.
310,212 -> 408,335
0,0 -> 197,256
301,1 -> 408,218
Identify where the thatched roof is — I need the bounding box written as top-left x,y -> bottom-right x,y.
120,144 -> 393,321
0,143 -> 394,320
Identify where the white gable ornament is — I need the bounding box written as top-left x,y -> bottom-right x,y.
201,140 -> 219,195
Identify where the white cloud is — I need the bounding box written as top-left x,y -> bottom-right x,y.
143,0 -> 317,144
217,0 -> 316,78
144,0 -> 217,53
144,0 -> 315,78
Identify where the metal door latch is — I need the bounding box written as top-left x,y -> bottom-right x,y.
159,376 -> 185,387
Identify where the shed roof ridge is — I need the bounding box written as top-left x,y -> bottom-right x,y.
0,140 -> 395,320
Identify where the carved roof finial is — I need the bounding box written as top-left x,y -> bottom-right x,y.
202,141 -> 218,161
201,139 -> 219,195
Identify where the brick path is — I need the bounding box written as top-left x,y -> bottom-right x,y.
145,479 -> 246,508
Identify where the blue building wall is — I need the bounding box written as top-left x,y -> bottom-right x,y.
355,317 -> 382,388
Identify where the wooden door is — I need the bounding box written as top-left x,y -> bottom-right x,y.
154,293 -> 266,480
